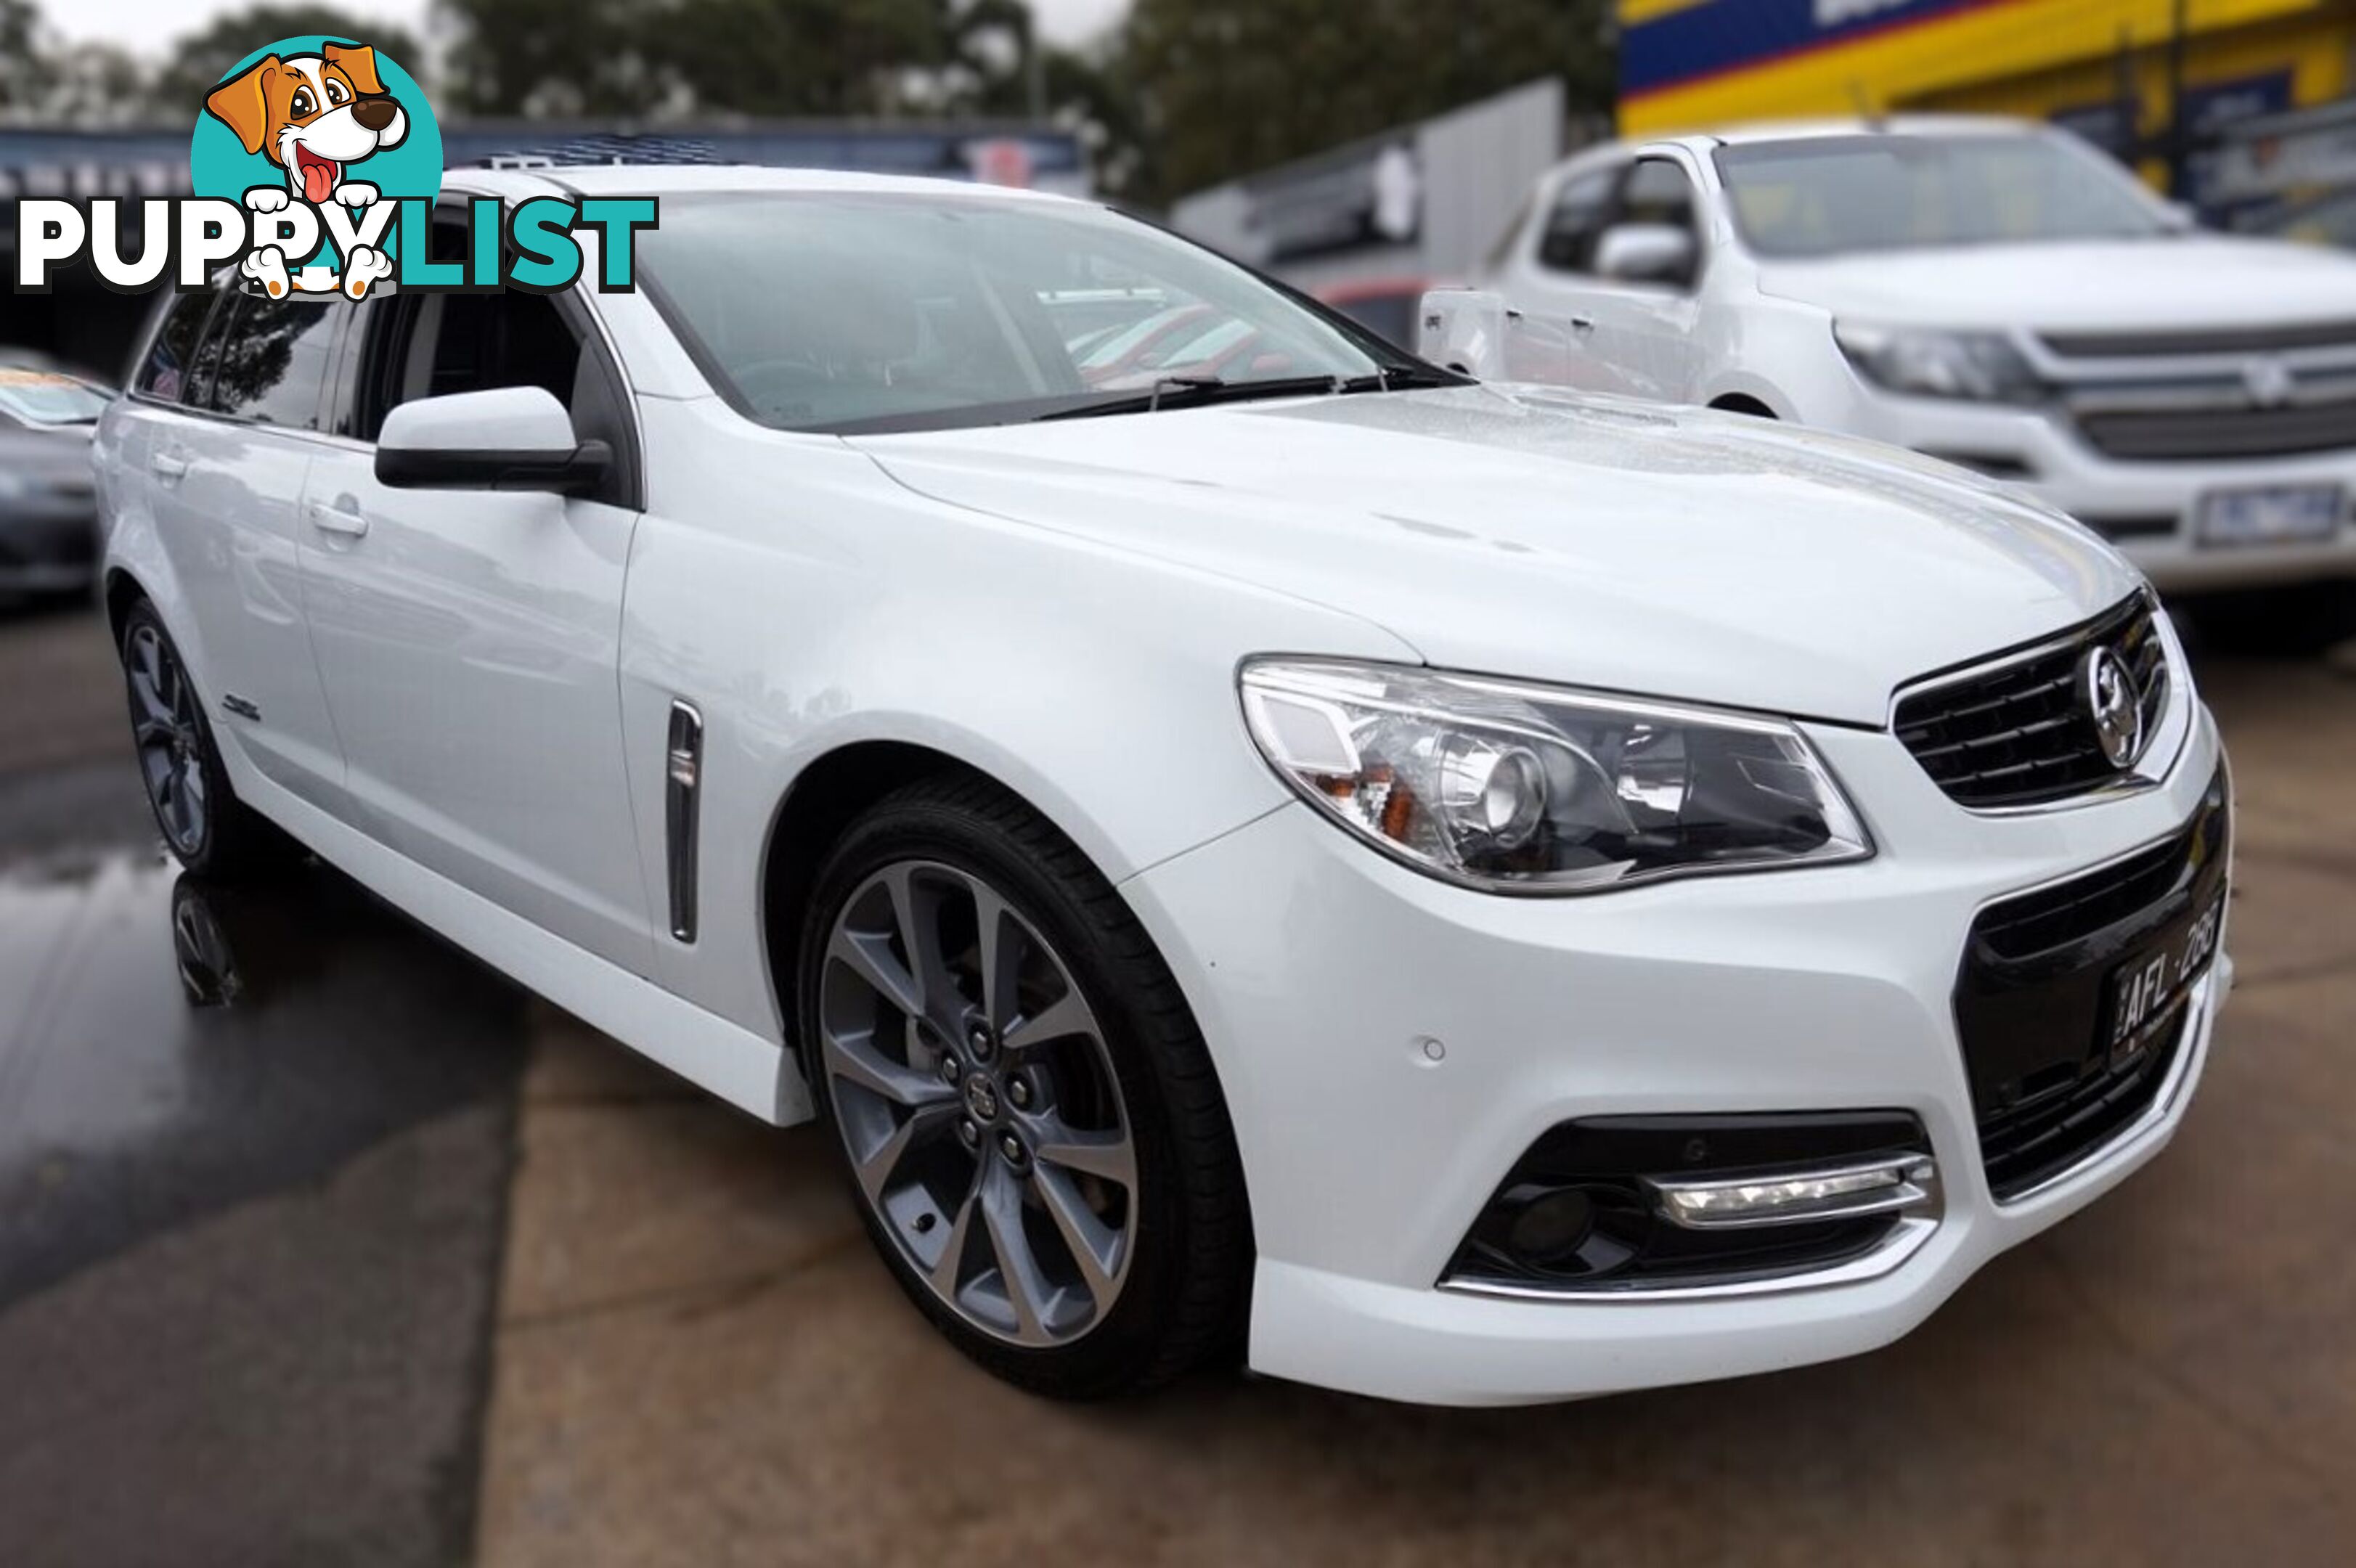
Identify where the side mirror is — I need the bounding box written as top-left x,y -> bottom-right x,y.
1594,223 -> 1697,286
1417,287 -> 1516,380
375,386 -> 610,497
2158,200 -> 2201,234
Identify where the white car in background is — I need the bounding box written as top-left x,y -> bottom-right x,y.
97,166 -> 2230,1406
1439,116 -> 2356,654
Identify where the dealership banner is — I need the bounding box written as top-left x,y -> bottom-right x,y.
1616,0 -> 2331,134
1621,0 -> 1997,101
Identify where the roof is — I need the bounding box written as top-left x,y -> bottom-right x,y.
442,163 -> 1080,205
1544,113 -> 2051,178
1699,114 -> 2047,147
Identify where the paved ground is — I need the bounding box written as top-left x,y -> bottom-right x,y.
0,603 -> 528,1567
1,600 -> 2352,1566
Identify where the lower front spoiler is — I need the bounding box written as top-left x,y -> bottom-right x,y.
1245,966 -> 2224,1408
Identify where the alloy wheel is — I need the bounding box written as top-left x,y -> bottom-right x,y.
818,859 -> 1137,1347
126,624 -> 208,856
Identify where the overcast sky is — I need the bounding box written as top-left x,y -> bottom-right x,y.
52,0 -> 1130,57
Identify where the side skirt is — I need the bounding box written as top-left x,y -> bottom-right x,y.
229,756 -> 812,1127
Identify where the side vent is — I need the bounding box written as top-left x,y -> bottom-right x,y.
665,701 -> 704,944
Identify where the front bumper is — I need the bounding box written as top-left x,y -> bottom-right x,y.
1122,698 -> 2230,1405
1823,385 -> 2356,592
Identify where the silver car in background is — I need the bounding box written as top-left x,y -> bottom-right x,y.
0,360 -> 109,606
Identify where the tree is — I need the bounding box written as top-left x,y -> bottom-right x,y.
1111,0 -> 1615,206
152,5 -> 427,107
1,0 -> 149,121
36,42 -> 149,124
1,0 -> 53,110
438,0 -> 668,118
436,0 -> 1044,120
645,0 -> 963,118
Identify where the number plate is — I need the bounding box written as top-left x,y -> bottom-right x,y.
2102,889 -> 2226,1063
2195,485 -> 2345,549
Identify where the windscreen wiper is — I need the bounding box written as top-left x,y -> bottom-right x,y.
1337,364 -> 1466,393
1034,374 -> 1349,422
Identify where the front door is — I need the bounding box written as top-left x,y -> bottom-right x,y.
298,277 -> 653,971
1582,156 -> 1711,404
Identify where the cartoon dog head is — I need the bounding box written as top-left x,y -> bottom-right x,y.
205,44 -> 407,206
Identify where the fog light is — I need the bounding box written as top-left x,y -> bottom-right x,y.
1504,1186 -> 1594,1265
1646,1156 -> 1936,1230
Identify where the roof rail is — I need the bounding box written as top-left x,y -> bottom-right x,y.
468,134 -> 732,169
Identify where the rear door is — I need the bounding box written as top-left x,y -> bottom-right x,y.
129,283 -> 351,806
298,237 -> 653,971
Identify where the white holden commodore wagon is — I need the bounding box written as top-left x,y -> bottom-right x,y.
94,166 -> 2232,1405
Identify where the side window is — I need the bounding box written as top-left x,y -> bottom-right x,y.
355,216 -> 581,436
356,290 -> 585,439
205,294 -> 346,429
1537,165 -> 1624,274
1620,159 -> 1700,236
348,214 -> 636,505
183,290 -> 233,411
134,291 -> 219,404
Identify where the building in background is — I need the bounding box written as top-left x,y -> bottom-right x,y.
1169,78 -> 1580,311
0,121 -> 1086,384
1618,0 -> 2356,217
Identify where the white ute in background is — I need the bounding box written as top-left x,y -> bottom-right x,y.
1430,115 -> 2356,653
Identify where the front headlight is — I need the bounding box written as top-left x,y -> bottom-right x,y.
1239,659 -> 1872,895
1835,322 -> 2045,404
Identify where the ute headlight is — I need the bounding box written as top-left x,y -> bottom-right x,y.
1239,659 -> 1872,894
1835,322 -> 2045,405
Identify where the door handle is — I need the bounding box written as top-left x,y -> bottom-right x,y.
308,502 -> 370,538
150,449 -> 190,481
1569,315 -> 1596,334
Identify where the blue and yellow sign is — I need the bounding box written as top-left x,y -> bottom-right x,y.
1619,0 -> 2352,145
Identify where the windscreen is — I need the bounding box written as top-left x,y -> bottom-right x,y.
636,192 -> 1403,432
0,367 -> 113,426
1713,133 -> 2169,259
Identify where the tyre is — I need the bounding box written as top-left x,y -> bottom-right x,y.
119,601 -> 278,877
796,775 -> 1251,1400
2182,579 -> 2356,659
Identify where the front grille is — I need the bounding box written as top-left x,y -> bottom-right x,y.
2075,398 -> 2356,462
1975,1005 -> 2189,1201
2041,321 -> 2356,357
1954,767 -> 2230,1201
1894,595 -> 2169,809
1975,829 -> 2190,963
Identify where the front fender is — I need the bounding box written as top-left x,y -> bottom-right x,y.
616,399 -> 1418,1043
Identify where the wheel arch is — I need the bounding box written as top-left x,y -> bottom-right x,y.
755,735 -> 1181,1079
759,739 -> 971,1074
751,727 -> 1257,1111
103,566 -> 148,646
